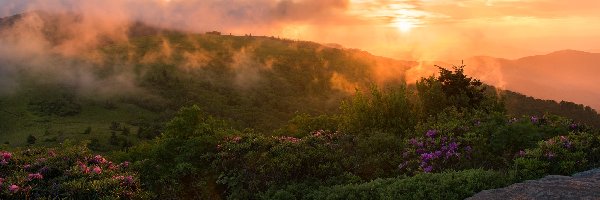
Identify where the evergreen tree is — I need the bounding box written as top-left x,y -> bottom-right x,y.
109,132 -> 119,146
27,134 -> 37,145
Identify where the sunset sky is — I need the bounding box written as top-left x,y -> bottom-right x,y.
1,0 -> 600,60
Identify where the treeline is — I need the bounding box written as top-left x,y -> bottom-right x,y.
504,90 -> 600,127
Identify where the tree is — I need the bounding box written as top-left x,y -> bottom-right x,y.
27,134 -> 37,145
83,126 -> 92,134
110,122 -> 121,131
436,65 -> 485,108
122,127 -> 130,136
109,132 -> 119,146
416,64 -> 499,117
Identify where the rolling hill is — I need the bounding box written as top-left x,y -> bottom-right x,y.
0,11 -> 599,148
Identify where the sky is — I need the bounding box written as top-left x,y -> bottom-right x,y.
1,0 -> 600,60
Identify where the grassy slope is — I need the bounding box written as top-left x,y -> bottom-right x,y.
0,91 -> 158,148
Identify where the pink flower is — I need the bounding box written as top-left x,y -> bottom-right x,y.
23,164 -> 31,170
1,152 -> 11,160
0,177 -> 4,185
114,175 -> 135,186
36,157 -> 47,163
28,173 -> 43,180
79,163 -> 90,174
47,150 -> 56,157
92,166 -> 102,174
9,184 -> 19,193
120,161 -> 130,168
559,136 -> 569,143
92,155 -> 107,164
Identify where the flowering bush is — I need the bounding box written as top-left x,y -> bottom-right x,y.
216,130 -> 351,199
400,130 -> 472,174
0,144 -> 149,199
513,134 -> 590,180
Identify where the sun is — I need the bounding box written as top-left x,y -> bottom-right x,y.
393,20 -> 416,33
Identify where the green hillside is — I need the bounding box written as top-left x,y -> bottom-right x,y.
1,30 -> 600,150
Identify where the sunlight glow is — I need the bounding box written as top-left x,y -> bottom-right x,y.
392,19 -> 416,32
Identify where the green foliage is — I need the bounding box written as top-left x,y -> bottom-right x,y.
123,105 -> 235,199
260,169 -> 511,200
339,85 -> 417,137
275,113 -> 339,138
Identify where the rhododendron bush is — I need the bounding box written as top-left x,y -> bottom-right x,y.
0,144 -> 149,199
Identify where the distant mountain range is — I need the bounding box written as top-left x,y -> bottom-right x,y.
465,49 -> 600,111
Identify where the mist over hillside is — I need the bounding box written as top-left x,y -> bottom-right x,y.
1,11 -> 599,136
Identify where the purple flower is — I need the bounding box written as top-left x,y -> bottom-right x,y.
409,138 -> 418,146
448,142 -> 458,151
434,151 -> 442,158
569,123 -> 579,130
415,148 -> 426,154
446,151 -> 455,158
39,166 -> 50,175
402,151 -> 409,158
531,116 -> 539,124
421,153 -> 434,161
464,146 -> 472,152
426,130 -> 437,138
423,166 -> 433,173
398,162 -> 408,170
9,184 -> 19,193
517,150 -> 527,157
545,152 -> 555,159
28,173 -> 43,181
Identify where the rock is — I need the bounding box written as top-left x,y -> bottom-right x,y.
468,168 -> 600,200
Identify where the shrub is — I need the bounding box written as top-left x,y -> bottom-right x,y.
513,134 -> 591,181
261,169 -> 511,200
0,144 -> 149,199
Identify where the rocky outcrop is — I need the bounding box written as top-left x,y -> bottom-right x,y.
468,168 -> 600,200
